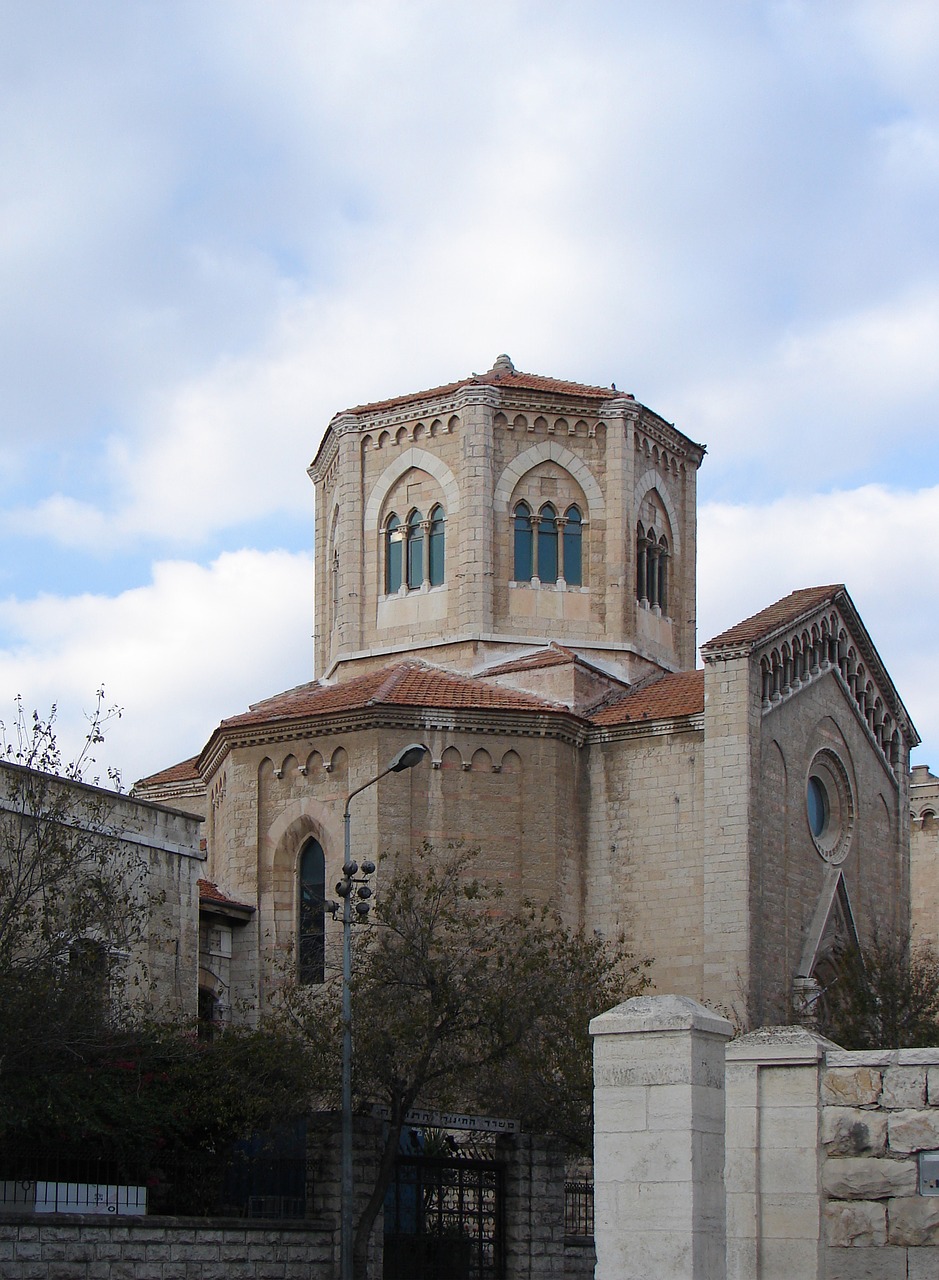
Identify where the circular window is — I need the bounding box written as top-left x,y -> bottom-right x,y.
806,751 -> 855,864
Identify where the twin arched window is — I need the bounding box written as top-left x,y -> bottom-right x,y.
513,503 -> 583,585
298,838 -> 326,985
385,505 -> 446,593
636,522 -> 669,612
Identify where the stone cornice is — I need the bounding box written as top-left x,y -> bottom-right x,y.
195,698 -> 711,780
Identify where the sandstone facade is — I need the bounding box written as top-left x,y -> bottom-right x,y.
133,357 -> 919,1030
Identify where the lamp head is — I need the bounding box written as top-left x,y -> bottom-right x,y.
387,742 -> 427,773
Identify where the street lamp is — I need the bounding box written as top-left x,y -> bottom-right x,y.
336,743 -> 427,1280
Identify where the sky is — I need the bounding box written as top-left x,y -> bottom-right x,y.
0,0 -> 937,785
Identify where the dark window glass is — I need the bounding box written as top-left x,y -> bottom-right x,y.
564,506 -> 582,586
807,777 -> 829,838
514,503 -> 532,580
299,839 -> 326,984
407,510 -> 424,590
386,515 -> 402,593
429,505 -> 445,586
538,504 -> 558,583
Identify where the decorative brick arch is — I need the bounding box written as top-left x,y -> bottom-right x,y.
634,469 -> 681,556
363,448 -> 461,531
493,443 -> 605,517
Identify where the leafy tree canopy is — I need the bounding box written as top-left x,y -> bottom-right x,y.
816,927 -> 939,1050
280,842 -> 650,1275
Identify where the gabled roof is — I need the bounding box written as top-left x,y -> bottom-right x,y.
702,586 -> 843,651
590,670 -> 705,726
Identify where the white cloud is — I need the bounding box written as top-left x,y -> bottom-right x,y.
698,483 -> 939,761
0,549 -> 313,786
673,287 -> 939,487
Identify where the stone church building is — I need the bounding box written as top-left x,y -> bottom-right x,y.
135,356 -> 919,1028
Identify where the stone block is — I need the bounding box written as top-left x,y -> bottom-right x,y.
882,1067 -> 927,1109
825,1200 -> 887,1246
908,1246 -> 939,1278
759,1191 -> 821,1241
888,1109 -> 939,1154
822,1107 -> 888,1156
825,1245 -> 909,1279
928,1067 -> 939,1106
822,1068 -> 882,1107
887,1196 -> 939,1246
823,1156 -> 918,1199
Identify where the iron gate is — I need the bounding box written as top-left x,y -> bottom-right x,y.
384,1153 -> 504,1280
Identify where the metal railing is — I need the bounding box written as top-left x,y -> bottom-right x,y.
0,1147 -> 306,1220
564,1180 -> 594,1239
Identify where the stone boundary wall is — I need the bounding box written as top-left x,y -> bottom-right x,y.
0,1216 -> 333,1279
592,997 -> 939,1280
823,1047 -> 939,1279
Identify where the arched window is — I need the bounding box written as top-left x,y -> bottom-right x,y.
407,509 -> 424,590
298,838 -> 326,985
538,504 -> 558,583
429,505 -> 445,586
385,514 -> 403,593
513,502 -> 533,581
384,503 -> 447,594
636,522 -> 669,612
563,505 -> 582,586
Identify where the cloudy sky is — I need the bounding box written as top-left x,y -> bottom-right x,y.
0,0 -> 937,784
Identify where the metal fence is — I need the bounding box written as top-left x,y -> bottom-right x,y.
564,1180 -> 594,1239
0,1146 -> 306,1220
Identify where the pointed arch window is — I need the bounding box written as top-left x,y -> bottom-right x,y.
385,514 -> 403,593
407,509 -> 424,590
636,522 -> 669,612
384,504 -> 447,594
298,838 -> 326,985
537,503 -> 558,583
429,505 -> 445,586
563,505 -> 582,586
513,502 -> 533,581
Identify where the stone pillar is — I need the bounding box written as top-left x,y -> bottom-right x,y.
725,1025 -> 830,1280
497,1132 -> 567,1279
590,994 -> 733,1280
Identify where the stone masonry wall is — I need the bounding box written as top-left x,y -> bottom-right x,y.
0,1217 -> 333,1280
822,1047 -> 939,1279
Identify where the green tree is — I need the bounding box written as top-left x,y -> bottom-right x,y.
282,843 -> 649,1280
815,927 -> 939,1049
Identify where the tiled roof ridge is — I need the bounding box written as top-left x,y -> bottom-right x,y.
702,585 -> 844,652
479,643 -> 579,677
365,660 -> 427,704
340,360 -> 630,418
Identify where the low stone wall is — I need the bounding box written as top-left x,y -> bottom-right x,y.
822,1048 -> 939,1279
0,1216 -> 333,1279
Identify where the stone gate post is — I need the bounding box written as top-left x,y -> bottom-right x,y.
590,994 -> 733,1280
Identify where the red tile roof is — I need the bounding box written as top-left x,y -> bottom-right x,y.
198,879 -> 255,913
480,645 -> 580,677
134,755 -> 202,789
219,660 -> 567,731
342,360 -> 631,417
702,586 -> 843,651
590,670 -> 705,726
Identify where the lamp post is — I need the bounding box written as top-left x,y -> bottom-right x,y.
336,742 -> 427,1280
